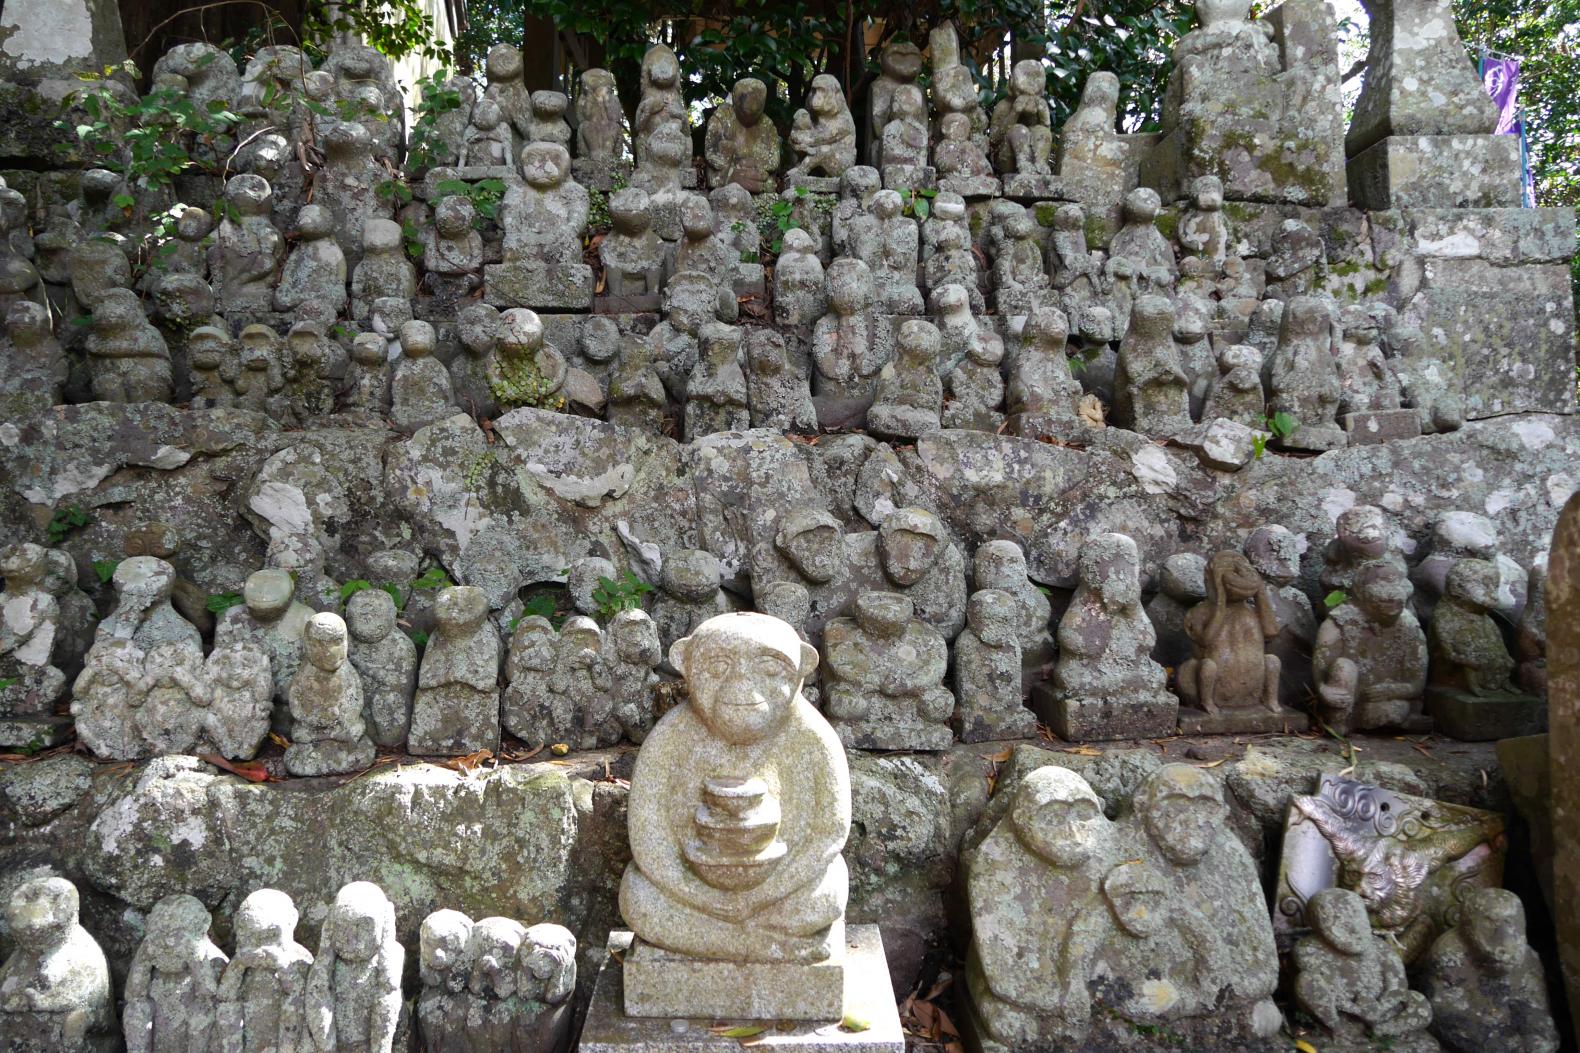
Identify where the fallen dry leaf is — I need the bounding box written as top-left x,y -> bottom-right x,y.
1060,745 -> 1104,756
1194,757 -> 1229,769
441,749 -> 494,774
268,732 -> 291,749
200,753 -> 272,782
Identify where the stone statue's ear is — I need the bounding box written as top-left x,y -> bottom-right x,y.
668,636 -> 690,677
798,641 -> 819,680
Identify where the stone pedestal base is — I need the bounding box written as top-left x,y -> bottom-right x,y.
1275,423 -> 1348,452
938,176 -> 1000,199
957,705 -> 1038,744
866,405 -> 940,442
1427,686 -> 1546,742
1000,173 -> 1062,201
1343,408 -> 1422,445
786,174 -> 841,194
1178,705 -> 1311,735
484,260 -> 594,310
0,714 -> 71,751
1004,411 -> 1089,444
1347,135 -> 1522,209
832,717 -> 954,752
881,165 -> 935,191
1031,686 -> 1178,742
283,736 -> 375,776
580,927 -> 903,1051
624,935 -> 846,1020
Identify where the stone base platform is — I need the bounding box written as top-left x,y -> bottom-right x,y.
1426,685 -> 1546,742
1031,687 -> 1178,741
1178,705 -> 1311,735
580,927 -> 904,1053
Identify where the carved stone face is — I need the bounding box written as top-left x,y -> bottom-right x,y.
467,919 -> 524,998
871,189 -> 902,221
732,78 -> 767,124
420,910 -> 473,989
1011,60 -> 1043,97
234,888 -> 296,951
854,591 -> 912,639
1123,187 -> 1162,224
1190,175 -> 1224,211
1,542 -> 47,589
1445,558 -> 1499,612
244,568 -> 295,622
939,113 -> 970,142
612,610 -> 661,663
897,320 -> 939,365
532,90 -> 567,118
609,188 -> 651,235
115,556 -> 176,607
778,514 -> 841,584
346,589 -> 396,642
521,143 -> 570,190
880,510 -> 944,586
1081,534 -> 1140,608
351,333 -> 386,366
487,43 -> 523,84
470,97 -> 503,131
967,589 -> 1017,647
436,586 -> 489,630
1198,0 -> 1253,26
671,613 -> 813,746
1104,863 -> 1168,938
1462,889 -> 1525,971
1244,526 -> 1298,585
6,877 -> 77,952
400,320 -> 438,360
333,903 -> 382,963
880,42 -> 923,81
458,304 -> 501,354
826,259 -> 873,315
1355,563 -> 1410,625
680,196 -> 714,239
1139,765 -> 1225,866
1309,888 -> 1372,956
840,166 -> 880,200
1011,767 -> 1106,868
807,75 -> 843,118
144,894 -> 211,972
646,48 -> 679,89
303,612 -> 349,671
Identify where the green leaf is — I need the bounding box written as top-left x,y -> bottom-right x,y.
206,592 -> 245,614
522,594 -> 557,621
92,559 -> 119,585
1324,590 -> 1348,609
715,1026 -> 765,1038
407,629 -> 429,648
381,583 -> 407,611
0,677 -> 18,692
411,566 -> 452,590
340,579 -> 374,603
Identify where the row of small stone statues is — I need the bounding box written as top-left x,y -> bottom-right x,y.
965,763 -> 1558,1053
0,876 -> 576,1053
14,493 -> 1541,766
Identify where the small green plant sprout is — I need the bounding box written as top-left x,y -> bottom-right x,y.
339,579 -> 374,604
765,187 -> 808,253
411,566 -> 453,591
46,506 -> 90,544
1266,411 -> 1298,441
1324,590 -> 1348,609
407,629 -> 429,649
92,560 -> 119,585
434,178 -> 507,225
899,187 -> 937,220
206,591 -> 245,614
0,677 -> 18,693
592,571 -> 653,621
1251,432 -> 1268,460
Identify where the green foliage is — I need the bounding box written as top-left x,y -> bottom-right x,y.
1324,589 -> 1348,609
340,579 -> 374,603
1266,411 -> 1298,440
434,179 -> 509,226
46,506 -> 89,544
519,593 -> 568,630
0,677 -> 18,693
490,350 -> 567,411
206,592 -> 246,614
92,560 -> 119,586
1251,432 -> 1268,460
407,69 -> 469,173
463,451 -> 498,492
407,628 -> 430,648
59,71 -> 243,190
898,187 -> 937,220
764,186 -> 808,254
304,0 -> 453,64
411,567 -> 453,591
592,571 -> 652,622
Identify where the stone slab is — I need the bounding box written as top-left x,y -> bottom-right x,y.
787,174 -> 841,194
624,935 -> 845,1020
1426,686 -> 1546,742
1030,686 -> 1178,742
483,261 -> 594,310
999,174 -> 1062,201
1342,408 -> 1422,445
0,715 -> 72,751
581,927 -> 904,1053
937,176 -> 1000,200
1178,705 -> 1311,735
833,721 -> 954,753
1347,135 -> 1521,210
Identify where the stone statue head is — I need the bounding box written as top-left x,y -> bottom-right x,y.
1219,341 -> 1261,377
933,282 -> 970,319
880,41 -> 923,81
928,23 -> 961,71
351,332 -> 386,367
1158,552 -> 1207,602
457,302 -> 501,355
775,508 -> 842,585
756,580 -> 811,632
293,203 -> 334,241
670,611 -> 818,745
142,894 -> 213,972
897,319 -> 940,366
1010,766 -> 1107,868
520,142 -> 571,190
1197,0 -> 1254,27
303,611 -> 349,671
362,217 -> 401,256
1244,525 -> 1298,586
891,83 -> 926,122
661,549 -> 719,603
521,923 -> 577,1004
187,326 -> 232,371
1445,558 -> 1499,613
532,90 -> 568,118
663,273 -> 718,332
500,308 -> 545,355
1122,187 -> 1162,224
1028,305 -> 1070,353
581,67 -> 617,98
1075,72 -> 1120,122
732,78 -> 767,124
470,96 -> 504,131
967,589 -> 1017,647
1205,550 -> 1263,605
1189,174 -> 1224,211
1079,533 -> 1141,608
609,188 -> 652,235
1103,860 -> 1169,938
346,588 -> 397,643
1459,887 -> 1526,973
115,556 -> 177,607
420,909 -> 474,991
1,541 -> 48,589
746,328 -> 788,373
879,507 -> 945,587
806,74 -> 844,118
611,608 -> 662,664
326,882 -> 392,963
839,165 -> 880,201
436,586 -> 489,632
509,616 -> 556,670
780,227 -> 817,258
466,917 -> 526,999
1010,59 -> 1044,98
175,205 -> 213,241
559,615 -> 602,657
7,876 -> 78,952
1308,886 -> 1373,956
939,112 -> 971,142
1433,510 -> 1499,559
486,43 -> 523,84
871,188 -> 902,222
1336,504 -> 1388,560
826,257 -> 874,315
854,590 -> 912,640
6,300 -> 50,344
400,320 -> 437,361
1136,763 -> 1227,866
680,194 -> 715,240
242,568 -> 295,622
234,888 -> 298,952
1129,294 -> 1174,342
642,43 -> 680,89
974,539 -> 1030,591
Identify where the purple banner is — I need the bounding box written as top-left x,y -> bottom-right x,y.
1483,57 -> 1521,136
